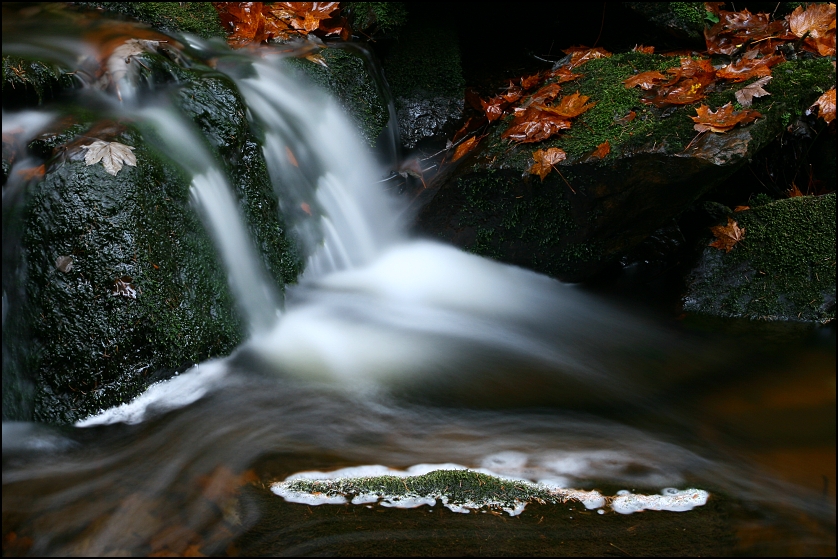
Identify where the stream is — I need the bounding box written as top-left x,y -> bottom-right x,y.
2,5 -> 835,556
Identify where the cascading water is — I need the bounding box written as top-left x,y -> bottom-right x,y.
2,5 -> 834,556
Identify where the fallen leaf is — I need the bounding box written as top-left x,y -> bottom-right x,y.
623,70 -> 668,90
787,182 -> 804,197
734,205 -> 750,212
55,255 -> 74,273
300,202 -> 312,215
705,9 -> 792,55
691,103 -> 761,133
501,109 -> 572,143
451,136 -> 480,161
645,58 -> 716,107
521,73 -> 541,90
81,140 -> 136,176
541,91 -> 596,118
616,110 -> 637,125
709,217 -> 745,252
112,276 -> 138,299
563,46 -> 611,68
285,146 -> 298,167
717,53 -> 784,82
787,3 -> 836,41
547,66 -> 583,84
15,164 -> 45,180
735,75 -> 772,107
810,87 -> 836,123
590,141 -> 610,159
529,147 -> 567,181
632,45 -> 655,54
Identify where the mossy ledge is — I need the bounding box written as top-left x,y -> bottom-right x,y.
683,194 -> 836,323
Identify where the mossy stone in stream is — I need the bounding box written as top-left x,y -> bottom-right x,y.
416,54 -> 835,281
17,125 -> 241,424
77,2 -> 226,39
625,2 -> 710,45
283,48 -> 389,147
2,55 -> 76,107
683,194 -> 836,323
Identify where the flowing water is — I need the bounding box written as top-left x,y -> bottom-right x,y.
2,5 -> 835,556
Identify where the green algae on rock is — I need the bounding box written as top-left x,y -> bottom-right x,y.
2,55 -> 76,107
77,2 -> 226,39
683,194 -> 836,323
415,54 -> 835,281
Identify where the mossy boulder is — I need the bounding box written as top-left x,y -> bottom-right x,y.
380,4 -> 465,148
2,50 -> 300,424
2,55 -> 76,108
415,54 -> 835,281
76,2 -> 226,39
683,194 -> 835,323
624,2 -> 710,45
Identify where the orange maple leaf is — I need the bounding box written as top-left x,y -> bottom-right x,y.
590,141 -> 610,159
691,103 -> 762,133
716,53 -> 784,82
709,217 -> 746,252
529,147 -> 567,181
810,88 -> 836,124
623,70 -> 669,90
705,9 -> 793,55
563,47 -> 611,69
541,91 -> 596,119
502,110 -> 572,143
451,136 -> 480,162
787,3 -> 836,40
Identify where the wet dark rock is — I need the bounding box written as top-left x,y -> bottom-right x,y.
380,6 -> 464,149
2,55 -> 77,108
76,2 -> 226,39
683,194 -> 835,323
415,54 -> 835,282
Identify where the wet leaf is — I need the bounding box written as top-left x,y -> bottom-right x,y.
734,205 -> 750,212
501,108 -> 572,143
55,255 -> 73,273
547,66 -> 583,84
527,82 -> 563,106
529,147 -> 566,181
451,136 -> 480,161
81,140 -> 136,176
810,87 -> 836,124
541,91 -> 596,119
632,45 -> 655,54
285,146 -> 299,167
705,9 -> 792,55
644,58 -> 716,107
709,217 -> 745,252
112,276 -> 138,299
520,73 -> 541,90
590,141 -> 610,159
787,3 -> 836,41
787,182 -> 804,198
563,46 -> 611,69
616,110 -> 636,125
691,103 -> 762,133
716,53 -> 784,82
623,70 -> 668,90
15,164 -> 45,180
735,76 -> 772,107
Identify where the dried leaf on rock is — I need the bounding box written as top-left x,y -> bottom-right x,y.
810,87 -> 836,123
55,255 -> 74,273
590,141 -> 610,159
787,3 -> 836,40
691,103 -> 761,133
451,136 -> 480,161
709,217 -> 745,252
623,70 -> 668,90
502,109 -> 572,143
645,58 -> 716,107
529,147 -> 566,181
527,82 -> 563,106
81,140 -> 137,176
735,76 -> 771,107
717,53 -> 783,82
112,275 -> 138,299
548,67 -> 583,84
563,46 -> 611,68
541,91 -> 596,118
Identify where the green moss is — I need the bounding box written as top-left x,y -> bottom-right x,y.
685,194 -> 835,323
283,49 -> 388,146
79,2 -> 225,39
670,2 -> 708,31
2,55 -> 76,106
284,470 -> 559,511
345,2 -> 408,33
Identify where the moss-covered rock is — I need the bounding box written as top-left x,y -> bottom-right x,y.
77,2 -> 225,39
380,5 -> 464,148
282,48 -> 389,147
2,55 -> 76,107
683,194 -> 835,323
415,54 -> 835,281
624,2 -> 711,45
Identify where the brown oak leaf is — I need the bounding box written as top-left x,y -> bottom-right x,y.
709,217 -> 745,252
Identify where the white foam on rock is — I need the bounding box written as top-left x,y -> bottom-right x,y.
611,488 -> 709,514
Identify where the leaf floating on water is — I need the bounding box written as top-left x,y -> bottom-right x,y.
112,276 -> 138,299
735,76 -> 772,107
81,140 -> 136,176
709,217 -> 745,253
55,256 -> 74,273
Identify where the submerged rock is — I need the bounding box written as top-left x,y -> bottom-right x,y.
683,194 -> 835,323
415,54 -> 835,281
